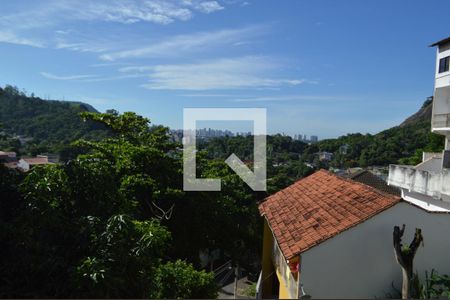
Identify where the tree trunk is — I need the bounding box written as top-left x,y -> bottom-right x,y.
393,225 -> 423,299
401,266 -> 412,299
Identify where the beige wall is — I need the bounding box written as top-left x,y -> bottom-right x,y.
300,202 -> 450,299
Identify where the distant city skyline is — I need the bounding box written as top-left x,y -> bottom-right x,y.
171,127 -> 320,142
1,1 -> 450,138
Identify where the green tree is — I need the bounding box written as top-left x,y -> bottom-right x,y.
0,111 -> 217,298
152,260 -> 217,299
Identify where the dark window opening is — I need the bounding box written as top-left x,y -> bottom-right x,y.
439,56 -> 450,73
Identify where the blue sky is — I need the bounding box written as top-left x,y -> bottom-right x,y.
0,0 -> 449,138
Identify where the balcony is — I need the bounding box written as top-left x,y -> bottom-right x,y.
432,113 -> 450,130
388,164 -> 450,199
432,86 -> 450,133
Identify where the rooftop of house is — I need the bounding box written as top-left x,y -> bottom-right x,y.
346,170 -> 400,197
20,157 -> 51,165
0,151 -> 16,157
430,36 -> 450,47
258,169 -> 401,259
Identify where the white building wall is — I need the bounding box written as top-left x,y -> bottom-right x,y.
300,202 -> 450,299
435,43 -> 450,89
433,42 -> 450,137
432,87 -> 450,129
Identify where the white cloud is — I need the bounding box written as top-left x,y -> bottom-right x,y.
99,25 -> 264,61
82,73 -> 148,82
40,72 -> 98,81
119,57 -> 311,90
40,71 -> 148,82
0,1 -> 221,28
74,0 -> 225,24
0,31 -> 44,48
194,1 -> 224,13
73,1 -> 193,25
0,0 -> 230,48
90,62 -> 131,68
178,94 -> 348,102
231,95 -> 351,102
179,93 -> 238,97
55,42 -> 109,53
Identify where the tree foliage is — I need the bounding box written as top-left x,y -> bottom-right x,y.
0,85 -> 110,156
303,100 -> 444,168
0,111 -> 218,298
198,134 -> 313,193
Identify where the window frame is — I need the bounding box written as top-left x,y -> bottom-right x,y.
439,56 -> 450,73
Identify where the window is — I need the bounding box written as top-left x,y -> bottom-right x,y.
439,56 -> 450,73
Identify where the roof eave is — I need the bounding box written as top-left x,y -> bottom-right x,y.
430,36 -> 450,47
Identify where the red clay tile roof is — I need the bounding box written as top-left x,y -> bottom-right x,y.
258,169 -> 401,259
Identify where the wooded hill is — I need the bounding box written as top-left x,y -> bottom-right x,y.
308,97 -> 444,168
0,85 -> 109,156
0,84 -> 442,168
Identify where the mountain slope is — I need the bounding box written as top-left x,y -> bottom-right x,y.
0,85 -> 109,154
0,84 -> 442,168
399,97 -> 433,127
310,98 -> 444,167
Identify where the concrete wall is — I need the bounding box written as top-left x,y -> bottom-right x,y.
422,152 -> 442,162
433,87 -> 450,122
300,202 -> 450,299
388,164 -> 450,200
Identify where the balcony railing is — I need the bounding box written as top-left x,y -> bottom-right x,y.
388,164 -> 450,198
433,113 -> 450,128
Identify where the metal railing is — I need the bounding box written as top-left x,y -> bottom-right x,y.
213,260 -> 233,287
255,271 -> 262,300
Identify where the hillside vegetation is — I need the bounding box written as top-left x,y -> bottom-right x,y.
0,85 -> 109,155
305,98 -> 444,168
0,84 -> 442,171
197,98 -> 444,191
